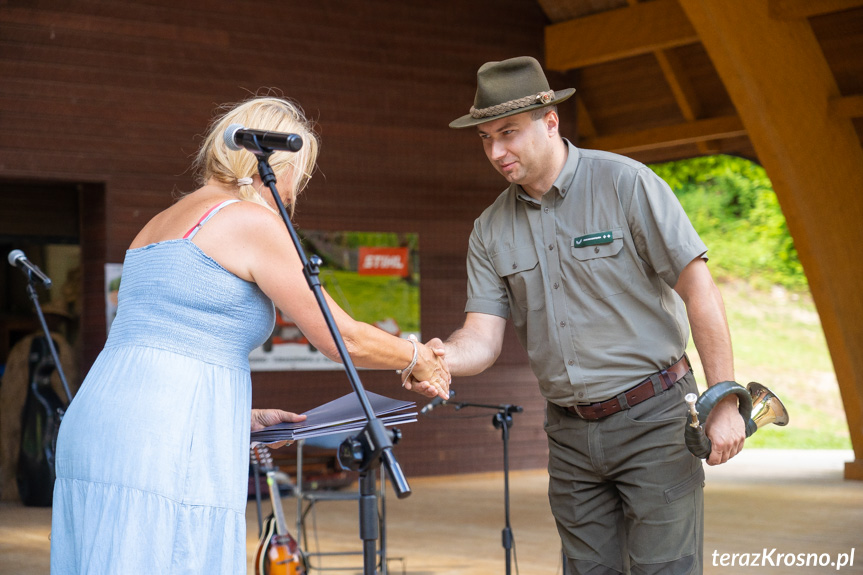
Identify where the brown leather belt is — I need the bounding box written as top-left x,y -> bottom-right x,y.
565,356 -> 690,421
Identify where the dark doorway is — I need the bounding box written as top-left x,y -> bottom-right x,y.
0,179 -> 106,378
1,180 -> 81,367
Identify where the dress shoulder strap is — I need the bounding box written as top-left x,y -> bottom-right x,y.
183,199 -> 242,240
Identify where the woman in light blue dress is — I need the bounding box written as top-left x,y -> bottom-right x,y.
50,96 -> 450,574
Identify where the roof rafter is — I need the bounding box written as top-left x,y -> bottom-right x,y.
769,0 -> 863,20
545,0 -> 698,71
579,115 -> 746,154
654,49 -> 701,122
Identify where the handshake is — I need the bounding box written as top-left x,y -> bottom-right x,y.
252,336 -> 452,450
400,337 -> 451,400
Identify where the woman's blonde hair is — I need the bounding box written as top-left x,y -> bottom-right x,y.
194,96 -> 319,216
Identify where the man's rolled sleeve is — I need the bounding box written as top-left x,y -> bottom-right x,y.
465,220 -> 510,319
627,168 -> 708,288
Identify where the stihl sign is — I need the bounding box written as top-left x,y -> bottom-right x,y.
358,247 -> 409,277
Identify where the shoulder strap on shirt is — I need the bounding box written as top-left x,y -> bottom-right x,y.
183,199 -> 242,240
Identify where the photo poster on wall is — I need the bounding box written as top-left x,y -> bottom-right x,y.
104,263 -> 123,336
249,230 -> 420,371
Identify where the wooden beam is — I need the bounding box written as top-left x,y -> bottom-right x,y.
617,0 -> 718,154
831,94 -> 863,118
655,50 -> 702,121
575,96 -> 597,139
619,0 -> 716,153
580,115 -> 745,154
654,48 -> 720,153
678,0 -> 863,480
545,0 -> 698,71
769,0 -> 863,20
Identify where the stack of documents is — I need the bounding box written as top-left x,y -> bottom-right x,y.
250,391 -> 417,443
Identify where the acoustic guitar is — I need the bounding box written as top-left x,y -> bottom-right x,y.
17,336 -> 66,507
251,444 -> 306,575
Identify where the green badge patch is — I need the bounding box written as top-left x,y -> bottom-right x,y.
573,231 -> 614,248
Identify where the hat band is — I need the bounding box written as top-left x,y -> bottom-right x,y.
469,90 -> 555,120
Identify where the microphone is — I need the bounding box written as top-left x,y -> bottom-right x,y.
7,250 -> 52,288
421,389 -> 455,415
224,124 -> 303,153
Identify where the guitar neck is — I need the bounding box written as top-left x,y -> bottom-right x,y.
266,470 -> 290,537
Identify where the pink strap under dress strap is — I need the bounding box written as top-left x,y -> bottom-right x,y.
182,199 -> 241,240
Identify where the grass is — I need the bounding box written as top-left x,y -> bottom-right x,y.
686,281 -> 852,450
320,269 -> 420,334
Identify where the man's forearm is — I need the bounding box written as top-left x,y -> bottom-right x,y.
675,259 -> 734,387
687,281 -> 734,387
430,313 -> 507,377
443,329 -> 500,376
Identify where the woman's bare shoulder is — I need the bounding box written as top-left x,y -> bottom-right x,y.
220,198 -> 286,235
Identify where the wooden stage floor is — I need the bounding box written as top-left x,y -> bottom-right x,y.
1,449 -> 861,575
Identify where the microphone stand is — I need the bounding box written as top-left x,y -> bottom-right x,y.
250,455 -> 264,537
451,401 -> 523,575
25,275 -> 74,404
250,142 -> 409,575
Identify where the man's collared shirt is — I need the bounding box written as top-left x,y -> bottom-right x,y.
465,139 -> 707,406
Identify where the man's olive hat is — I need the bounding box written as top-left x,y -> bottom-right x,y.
449,56 -> 575,129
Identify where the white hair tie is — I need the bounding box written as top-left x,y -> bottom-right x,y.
237,177 -> 253,186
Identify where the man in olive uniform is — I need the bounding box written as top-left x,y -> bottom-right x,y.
427,57 -> 745,574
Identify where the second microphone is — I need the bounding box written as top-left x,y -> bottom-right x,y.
224,123 -> 303,153
421,389 -> 455,415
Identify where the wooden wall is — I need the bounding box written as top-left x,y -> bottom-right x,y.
0,1 -> 560,477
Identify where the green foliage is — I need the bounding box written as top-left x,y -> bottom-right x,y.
686,283 -> 851,450
323,231 -> 418,251
662,157 -> 848,450
650,155 -> 807,291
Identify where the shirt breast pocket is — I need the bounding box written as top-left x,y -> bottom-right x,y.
492,247 -> 544,312
570,228 -> 630,299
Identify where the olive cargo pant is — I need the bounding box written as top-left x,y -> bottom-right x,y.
546,373 -> 704,575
